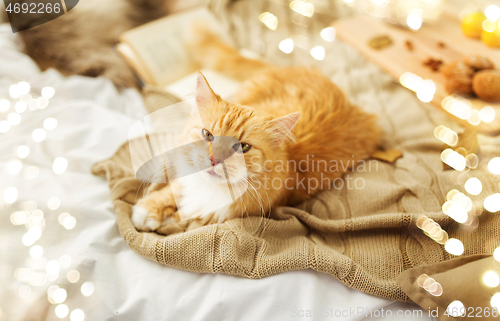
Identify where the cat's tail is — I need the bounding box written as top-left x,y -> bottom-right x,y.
185,22 -> 269,81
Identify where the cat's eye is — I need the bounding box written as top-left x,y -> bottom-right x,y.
232,143 -> 252,153
202,128 -> 214,142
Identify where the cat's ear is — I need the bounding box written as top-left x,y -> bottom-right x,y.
196,71 -> 218,108
269,112 -> 301,146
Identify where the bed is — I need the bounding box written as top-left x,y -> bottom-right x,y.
0,3 -> 450,320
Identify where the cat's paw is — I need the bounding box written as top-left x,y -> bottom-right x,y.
131,205 -> 161,232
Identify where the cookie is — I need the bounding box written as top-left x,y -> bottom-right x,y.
441,61 -> 474,78
472,70 -> 500,101
463,54 -> 495,71
445,76 -> 473,95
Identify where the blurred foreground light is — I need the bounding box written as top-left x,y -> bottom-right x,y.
17,82 -> 30,95
55,304 -> 69,318
67,270 -> 80,283
491,293 -> 500,311
0,120 -> 11,133
32,128 -> 47,142
320,27 -> 336,42
483,270 -> 500,287
485,5 -> 500,21
483,19 -> 496,32
310,46 -> 325,61
480,106 -> 495,123
53,157 -> 68,174
22,227 -> 42,246
484,193 -> 500,212
17,145 -> 30,159
10,211 -> 29,225
488,157 -> 500,174
9,84 -> 21,99
52,288 -> 67,304
41,87 -> 56,100
279,38 -> 294,54
447,300 -> 465,317
43,118 -> 58,131
47,197 -> 61,210
259,12 -> 278,30
15,102 -> 27,113
4,186 -> 18,204
433,125 -> 458,146
290,0 -> 314,17
0,99 -> 10,112
400,72 -> 423,92
70,309 -> 85,321
29,245 -> 43,259
8,160 -> 22,175
18,285 -> 31,298
416,79 -> 436,103
81,282 -> 94,297
407,13 -> 422,31
63,216 -> 77,230
464,177 -> 482,195
445,238 -> 464,256
441,149 -> 466,171
59,255 -> 72,268
494,247 -> 500,262
24,166 -> 39,180
7,113 -> 21,126
37,97 -> 49,109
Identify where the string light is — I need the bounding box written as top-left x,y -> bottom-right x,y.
488,157 -> 500,175
259,12 -> 278,30
41,87 -> 56,100
55,304 -> 69,318
32,128 -> 47,142
279,38 -> 294,54
464,177 -> 482,195
441,149 -> 466,171
4,186 -> 18,204
0,99 -> 10,112
53,157 -> 68,174
310,46 -> 325,61
483,271 -> 500,287
290,0 -> 314,17
479,106 -> 495,123
17,145 -> 30,158
445,238 -> 464,256
433,125 -> 458,146
320,27 -> 336,42
484,194 -> 500,213
407,13 -> 422,31
43,118 -> 58,131
7,112 -> 21,126
70,309 -> 85,321
447,300 -> 466,317
0,120 -> 11,133
81,282 -> 94,297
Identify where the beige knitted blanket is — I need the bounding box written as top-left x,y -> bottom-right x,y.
91,85 -> 500,302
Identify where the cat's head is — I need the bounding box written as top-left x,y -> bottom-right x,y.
178,72 -> 300,188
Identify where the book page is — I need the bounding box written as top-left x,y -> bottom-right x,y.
120,7 -> 228,86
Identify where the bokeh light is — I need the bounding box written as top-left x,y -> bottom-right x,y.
47,197 -> 61,210
320,27 -> 336,42
488,157 -> 500,175
259,12 -> 278,30
32,128 -> 47,142
43,118 -> 58,131
310,46 -> 325,61
483,270 -> 500,287
29,245 -> 43,259
0,120 -> 11,133
464,177 -> 482,195
67,270 -> 80,283
81,281 -> 94,297
70,309 -> 85,321
55,304 -> 69,318
279,38 -> 294,54
445,238 -> 464,256
17,145 -> 30,158
0,99 -> 10,112
4,186 -> 18,204
8,160 -> 22,175
53,157 -> 68,174
447,300 -> 465,317
41,86 -> 56,100
407,13 -> 422,31
484,194 -> 500,212
479,106 -> 495,123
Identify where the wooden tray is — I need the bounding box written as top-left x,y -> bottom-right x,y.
334,10 -> 500,135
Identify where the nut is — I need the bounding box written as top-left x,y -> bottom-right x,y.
441,61 -> 474,78
472,70 -> 500,101
463,54 -> 495,71
445,76 -> 473,95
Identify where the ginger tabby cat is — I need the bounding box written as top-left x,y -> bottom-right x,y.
132,31 -> 381,231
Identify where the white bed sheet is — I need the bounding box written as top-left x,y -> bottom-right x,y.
0,24 -> 436,321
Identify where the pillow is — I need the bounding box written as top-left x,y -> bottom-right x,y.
398,254 -> 500,320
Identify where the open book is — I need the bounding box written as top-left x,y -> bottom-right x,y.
115,7 -> 240,99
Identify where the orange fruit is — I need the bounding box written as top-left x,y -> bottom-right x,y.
461,12 -> 487,39
481,21 -> 500,47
